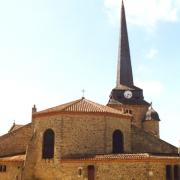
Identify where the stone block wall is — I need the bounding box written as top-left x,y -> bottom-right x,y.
109,104 -> 149,129
0,161 -> 23,180
143,120 -> 159,137
23,113 -> 131,179
124,104 -> 148,128
23,160 -> 179,180
32,113 -> 131,160
131,125 -> 178,154
0,123 -> 33,157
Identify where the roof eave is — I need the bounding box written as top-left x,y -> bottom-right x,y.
33,111 -> 131,119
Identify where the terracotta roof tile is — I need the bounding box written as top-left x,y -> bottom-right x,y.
35,98 -> 128,117
0,155 -> 25,162
62,153 -> 180,162
64,154 -> 150,161
8,123 -> 24,132
85,154 -> 149,160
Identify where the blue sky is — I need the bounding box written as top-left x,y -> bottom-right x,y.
0,0 -> 180,146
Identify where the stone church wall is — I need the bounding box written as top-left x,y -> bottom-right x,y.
23,160 -> 170,180
109,104 -> 149,129
22,113 -> 131,179
0,123 -> 33,157
131,125 -> 178,154
32,114 -> 131,159
143,120 -> 159,137
0,161 -> 23,180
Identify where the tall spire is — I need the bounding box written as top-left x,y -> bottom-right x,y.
116,0 -> 134,88
108,0 -> 149,107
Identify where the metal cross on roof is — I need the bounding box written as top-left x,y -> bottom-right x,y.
82,89 -> 85,98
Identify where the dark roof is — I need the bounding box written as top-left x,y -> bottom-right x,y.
114,85 -> 142,91
108,88 -> 150,106
108,1 -> 149,106
145,106 -> 160,121
116,0 -> 134,88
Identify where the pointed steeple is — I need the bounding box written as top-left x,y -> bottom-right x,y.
116,0 -> 134,88
108,0 -> 149,118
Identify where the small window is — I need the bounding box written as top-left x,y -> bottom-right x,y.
174,165 -> 180,180
124,109 -> 128,114
3,165 -> 6,172
166,165 -> 172,180
0,165 -> 6,173
88,165 -> 95,180
42,129 -> 55,159
78,167 -> 83,177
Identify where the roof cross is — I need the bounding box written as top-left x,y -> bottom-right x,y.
82,89 -> 85,98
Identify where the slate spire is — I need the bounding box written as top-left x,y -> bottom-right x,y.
116,0 -> 134,88
108,0 -> 149,106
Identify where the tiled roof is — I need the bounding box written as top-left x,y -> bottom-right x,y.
62,153 -> 180,163
68,153 -> 150,160
34,98 -> 128,117
0,155 -> 25,162
8,123 -> 24,132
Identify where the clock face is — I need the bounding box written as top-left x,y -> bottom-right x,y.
124,90 -> 132,99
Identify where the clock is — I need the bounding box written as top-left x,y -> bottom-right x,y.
124,90 -> 132,99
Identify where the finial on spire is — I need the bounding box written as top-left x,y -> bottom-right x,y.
116,0 -> 134,88
149,102 -> 154,110
150,102 -> 152,107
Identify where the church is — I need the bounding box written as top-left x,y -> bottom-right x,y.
0,1 -> 180,180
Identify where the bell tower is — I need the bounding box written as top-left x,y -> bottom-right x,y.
108,0 -> 150,128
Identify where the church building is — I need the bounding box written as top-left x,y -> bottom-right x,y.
0,1 -> 180,180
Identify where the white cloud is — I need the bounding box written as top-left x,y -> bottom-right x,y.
135,80 -> 164,97
104,0 -> 180,28
146,49 -> 158,59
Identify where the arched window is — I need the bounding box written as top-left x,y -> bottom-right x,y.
112,130 -> 124,154
42,129 -> 55,159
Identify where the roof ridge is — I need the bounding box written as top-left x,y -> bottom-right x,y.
82,99 -> 122,113
34,98 -> 129,117
38,98 -> 83,113
82,99 -> 106,112
64,98 -> 99,112
61,98 -> 83,111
